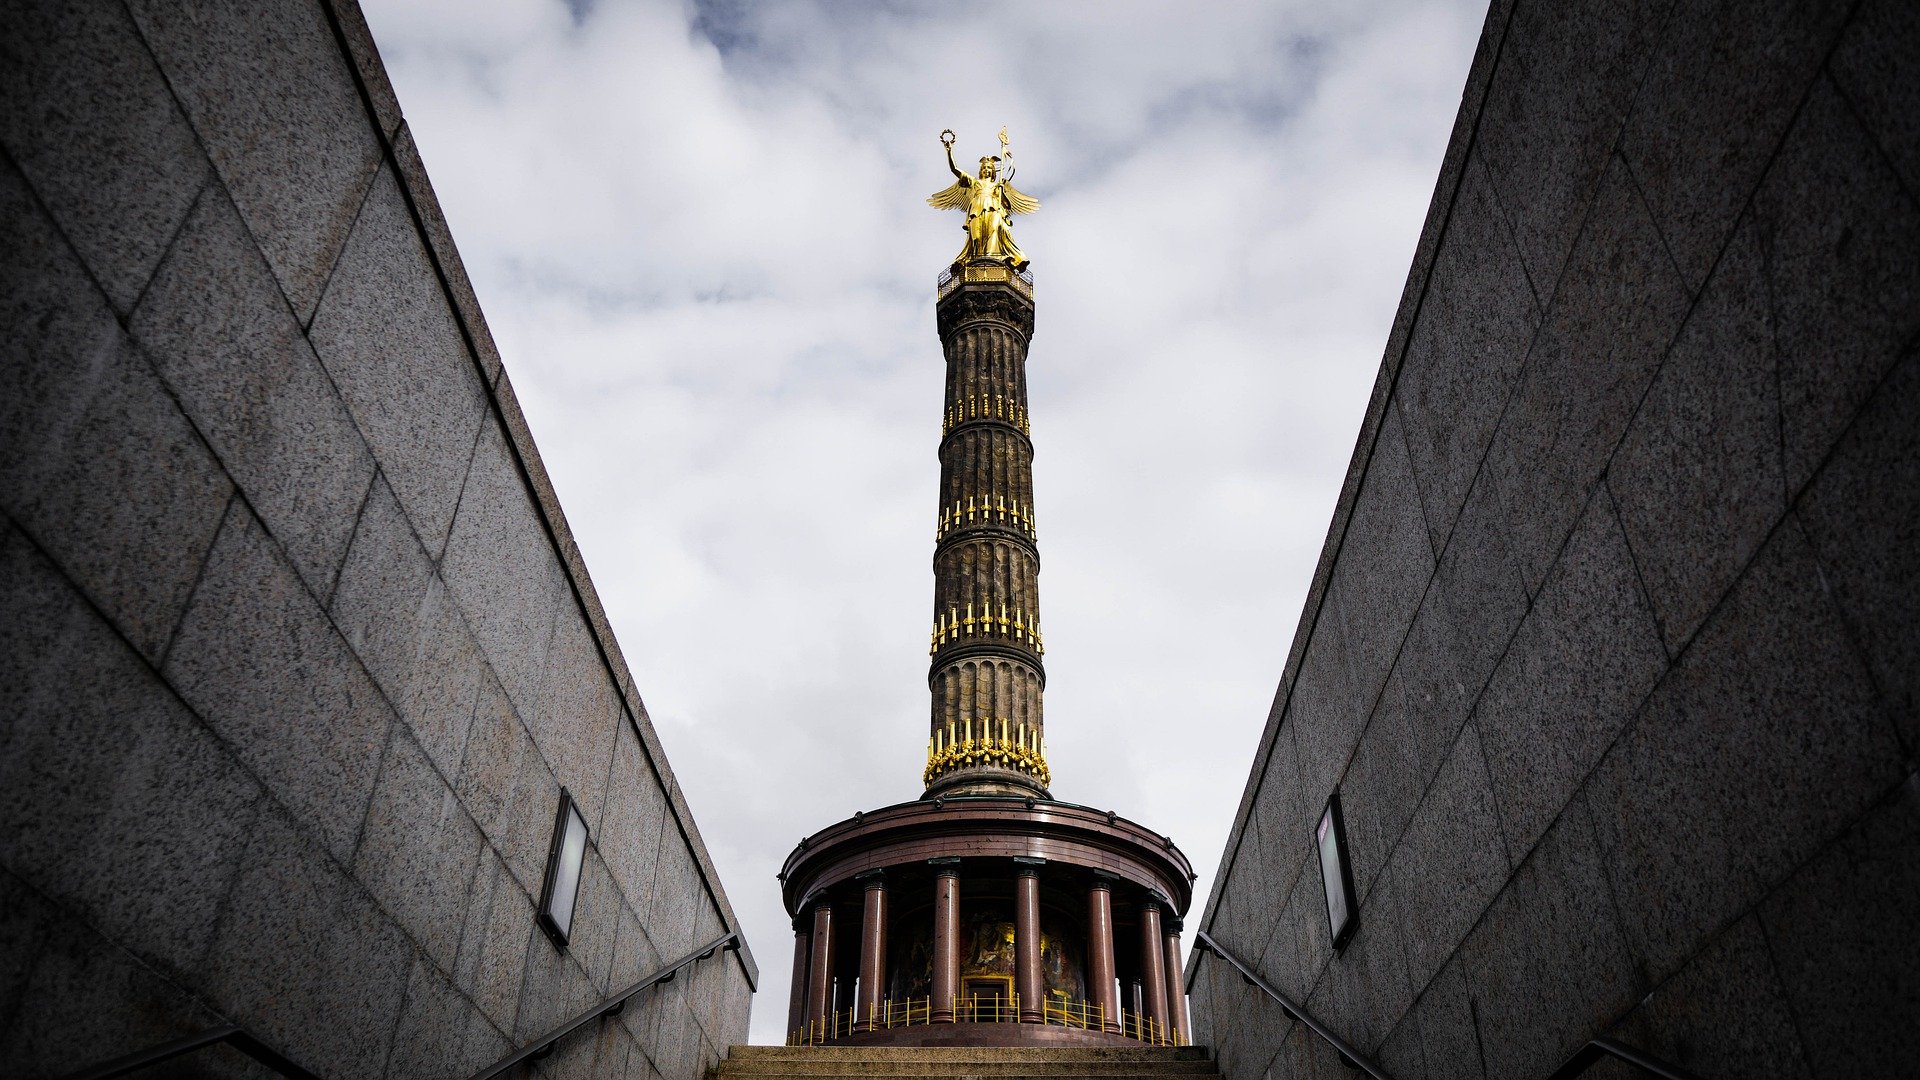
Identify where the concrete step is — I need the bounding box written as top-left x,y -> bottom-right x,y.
721,1060 -> 1213,1068
717,1061 -> 1217,1070
718,1068 -> 1213,1076
717,1045 -> 1220,1080
726,1046 -> 1212,1061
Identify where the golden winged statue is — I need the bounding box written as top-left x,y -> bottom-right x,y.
928,127 -> 1040,271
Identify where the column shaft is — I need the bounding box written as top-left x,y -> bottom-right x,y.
1162,929 -> 1189,1046
1015,868 -> 1043,1023
858,877 -> 888,1031
931,868 -> 961,1023
927,285 -> 1046,796
787,919 -> 811,1038
1139,902 -> 1170,1040
1086,880 -> 1119,1033
807,903 -> 835,1034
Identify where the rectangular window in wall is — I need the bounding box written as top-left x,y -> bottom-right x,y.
1317,792 -> 1357,951
539,787 -> 590,947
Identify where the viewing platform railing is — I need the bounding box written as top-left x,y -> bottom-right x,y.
937,262 -> 1035,301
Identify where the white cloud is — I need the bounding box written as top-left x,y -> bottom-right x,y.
362,0 -> 1483,1045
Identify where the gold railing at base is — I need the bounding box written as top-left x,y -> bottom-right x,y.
788,997 -> 933,1046
1119,1010 -> 1173,1046
1044,997 -> 1103,1030
786,994 -> 1178,1047
955,994 -> 1021,1026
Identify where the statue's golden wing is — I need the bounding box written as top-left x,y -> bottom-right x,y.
1003,183 -> 1040,215
927,180 -> 969,211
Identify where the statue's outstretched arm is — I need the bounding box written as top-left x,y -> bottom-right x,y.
945,141 -> 966,182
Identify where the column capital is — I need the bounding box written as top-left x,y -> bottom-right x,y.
935,278 -> 1036,340
855,868 -> 886,884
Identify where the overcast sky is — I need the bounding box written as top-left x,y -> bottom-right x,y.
359,0 -> 1484,1045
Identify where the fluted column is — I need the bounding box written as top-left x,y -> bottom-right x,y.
807,903 -> 835,1033
926,278 -> 1049,797
787,917 -> 811,1038
1162,925 -> 1189,1046
1087,876 -> 1119,1033
1139,900 -> 1169,1040
931,863 -> 961,1022
857,871 -> 887,1032
1014,864 -> 1043,1023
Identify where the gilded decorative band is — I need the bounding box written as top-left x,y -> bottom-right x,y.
929,602 -> 1043,655
935,495 -> 1036,542
943,394 -> 1030,436
923,717 -> 1050,787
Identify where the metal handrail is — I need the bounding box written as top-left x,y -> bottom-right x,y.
470,930 -> 741,1080
1195,929 -> 1701,1080
61,1024 -> 322,1080
60,931 -> 743,1080
1547,1036 -> 1704,1080
1192,929 -> 1391,1079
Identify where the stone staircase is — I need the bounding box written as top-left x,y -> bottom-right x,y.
716,1045 -> 1221,1080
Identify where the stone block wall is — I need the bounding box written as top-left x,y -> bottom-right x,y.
1188,0 -> 1917,1077
0,2 -> 755,1076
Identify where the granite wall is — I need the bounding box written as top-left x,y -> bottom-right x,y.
1188,0 -> 1917,1077
0,1 -> 755,1076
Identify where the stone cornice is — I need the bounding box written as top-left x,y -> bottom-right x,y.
781,797 -> 1196,916
937,282 -> 1036,341
926,640 -> 1047,686
933,521 -> 1041,561
939,417 -> 1034,457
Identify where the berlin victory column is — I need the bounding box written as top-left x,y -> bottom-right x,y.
778,131 -> 1197,1047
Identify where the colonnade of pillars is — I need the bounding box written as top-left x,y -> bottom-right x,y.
786,865 -> 1191,1044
